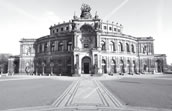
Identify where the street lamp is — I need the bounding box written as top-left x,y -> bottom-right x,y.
42,62 -> 45,75
50,62 -> 54,75
36,63 -> 39,75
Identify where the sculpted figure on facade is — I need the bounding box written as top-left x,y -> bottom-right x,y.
80,4 -> 92,19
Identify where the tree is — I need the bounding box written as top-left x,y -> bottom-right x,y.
0,54 -> 11,74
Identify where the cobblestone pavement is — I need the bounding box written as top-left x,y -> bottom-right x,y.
1,75 -> 172,111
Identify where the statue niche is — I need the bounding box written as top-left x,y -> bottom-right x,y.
80,25 -> 96,49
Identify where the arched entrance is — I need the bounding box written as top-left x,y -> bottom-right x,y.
143,64 -> 147,72
102,59 -> 107,73
133,60 -> 137,74
156,59 -> 163,73
82,56 -> 91,74
13,59 -> 19,73
111,60 -> 117,73
127,60 -> 132,74
120,60 -> 125,73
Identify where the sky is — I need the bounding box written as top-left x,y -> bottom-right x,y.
0,0 -> 172,64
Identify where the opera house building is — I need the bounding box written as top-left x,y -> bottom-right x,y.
8,4 -> 167,76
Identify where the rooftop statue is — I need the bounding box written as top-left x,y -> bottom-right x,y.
81,3 -> 91,12
80,4 -> 92,19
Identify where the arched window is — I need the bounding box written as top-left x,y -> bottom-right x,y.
39,44 -> 42,53
101,41 -> 106,50
44,43 -> 48,52
67,41 -> 72,51
110,41 -> 115,51
131,44 -> 135,53
50,41 -> 55,52
61,27 -> 64,31
119,42 -> 123,52
58,42 -> 63,51
126,43 -> 130,52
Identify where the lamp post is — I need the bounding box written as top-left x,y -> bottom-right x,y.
138,55 -> 141,74
42,62 -> 45,75
0,65 -> 3,74
36,63 -> 39,75
50,62 -> 54,75
138,41 -> 141,74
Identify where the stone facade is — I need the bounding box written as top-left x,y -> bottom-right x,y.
19,39 -> 36,74
8,4 -> 167,76
8,39 -> 36,75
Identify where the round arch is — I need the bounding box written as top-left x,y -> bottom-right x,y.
120,59 -> 125,73
110,41 -> 115,51
133,60 -> 137,74
156,59 -> 163,73
127,60 -> 132,74
82,56 -> 91,74
126,43 -> 130,52
102,59 -> 107,73
80,24 -> 95,33
80,24 -> 96,49
119,42 -> 123,52
111,59 -> 117,73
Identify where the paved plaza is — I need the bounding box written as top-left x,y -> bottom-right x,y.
0,74 -> 172,111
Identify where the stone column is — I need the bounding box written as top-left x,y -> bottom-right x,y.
98,55 -> 102,74
20,44 -> 23,56
42,62 -> 45,75
55,41 -> 59,51
42,44 -> 44,52
152,43 -> 154,54
107,57 -> 110,74
64,40 -> 67,51
78,55 -> 82,74
71,55 -> 74,74
74,54 -> 80,75
94,54 -> 98,74
19,58 -> 23,73
124,58 -> 127,74
115,39 -> 118,52
48,41 -> 51,54
105,39 -> 109,51
74,32 -> 79,49
116,57 -> 119,74
96,32 -> 101,50
36,63 -> 38,75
